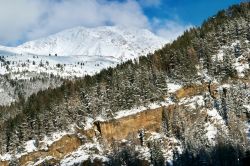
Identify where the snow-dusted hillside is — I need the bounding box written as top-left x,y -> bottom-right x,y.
0,53 -> 119,77
0,26 -> 167,78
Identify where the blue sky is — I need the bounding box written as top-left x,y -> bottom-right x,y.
0,0 -> 242,46
144,0 -> 241,26
142,0 -> 241,25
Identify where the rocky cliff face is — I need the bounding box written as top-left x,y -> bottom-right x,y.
95,107 -> 164,141
0,135 -> 81,166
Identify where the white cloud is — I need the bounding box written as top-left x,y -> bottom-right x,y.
103,1 -> 149,28
0,0 -> 149,45
0,0 -> 45,45
0,0 -> 189,46
153,18 -> 193,42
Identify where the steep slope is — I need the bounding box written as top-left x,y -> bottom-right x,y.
0,2 -> 250,166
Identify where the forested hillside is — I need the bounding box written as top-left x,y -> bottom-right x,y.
0,2 -> 250,165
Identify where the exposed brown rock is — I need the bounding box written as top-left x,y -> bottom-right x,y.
95,107 -> 165,141
0,161 -> 9,166
48,135 -> 81,158
80,128 -> 96,139
175,84 -> 217,99
19,135 -> 81,166
19,151 -> 47,166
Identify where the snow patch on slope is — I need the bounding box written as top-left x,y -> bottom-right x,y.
244,105 -> 250,112
179,95 -> 204,109
205,122 -> 218,144
233,59 -> 249,77
245,121 -> 250,140
32,156 -> 54,166
40,129 -> 75,150
0,153 -> 12,161
96,98 -> 175,122
167,83 -> 182,93
205,108 -> 228,144
24,140 -> 38,153
60,140 -> 108,166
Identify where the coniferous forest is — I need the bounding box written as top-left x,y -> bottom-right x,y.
0,2 -> 250,166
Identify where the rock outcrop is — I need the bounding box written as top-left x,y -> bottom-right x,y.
18,135 -> 81,166
94,107 -> 165,141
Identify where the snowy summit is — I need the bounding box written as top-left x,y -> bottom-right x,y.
0,26 -> 166,59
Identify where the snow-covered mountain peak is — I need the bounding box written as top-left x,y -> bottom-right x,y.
9,26 -> 167,59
